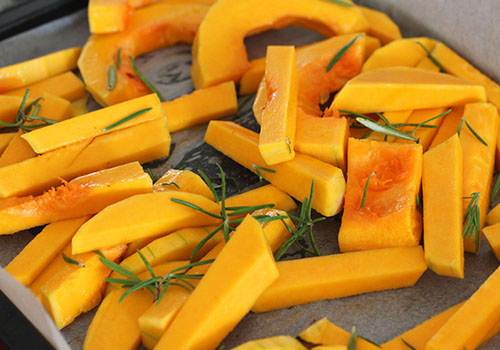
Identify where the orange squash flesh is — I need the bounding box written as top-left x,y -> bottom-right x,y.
428,106 -> 463,150
416,56 -> 441,72
358,6 -> 401,45
253,246 -> 427,312
0,47 -> 81,93
153,169 -> 214,200
0,132 -> 16,154
3,71 -> 86,102
224,184 -> 298,214
487,204 -> 500,226
0,133 -> 38,168
78,2 -> 209,106
299,318 -> 380,350
338,138 -> 422,252
231,336 -> 306,350
163,81 -> 237,132
39,244 -> 127,329
205,121 -> 346,217
88,0 -> 133,34
5,216 -> 91,286
364,36 -> 381,61
0,117 -> 170,198
483,224 -> 500,262
460,102 -> 498,253
191,0 -> 368,89
0,162 -> 152,235
422,135 -> 464,278
395,108 -> 446,152
71,94 -> 89,116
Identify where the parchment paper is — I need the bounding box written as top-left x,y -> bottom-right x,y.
1,2 -> 500,349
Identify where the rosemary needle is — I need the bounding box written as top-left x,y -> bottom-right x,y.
410,109 -> 451,138
347,326 -> 357,350
415,41 -> 446,73
102,107 -> 152,132
326,34 -> 363,72
115,48 -> 122,69
360,172 -> 376,209
145,168 -> 158,182
252,164 -> 276,184
325,0 -> 354,8
401,338 -> 416,350
129,56 -> 166,102
161,182 -> 180,189
463,192 -> 481,253
62,252 -> 85,268
457,118 -> 488,146
107,65 -> 117,91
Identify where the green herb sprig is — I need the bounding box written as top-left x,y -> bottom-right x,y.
463,192 -> 481,253
491,176 -> 500,204
145,168 -> 158,182
62,252 -> 85,268
325,0 -> 354,8
410,109 -> 451,138
252,164 -> 276,184
360,172 -> 376,209
416,193 -> 423,211
457,118 -> 488,146
348,326 -> 357,350
161,182 -> 180,189
415,41 -> 446,73
130,56 -> 166,102
107,65 -> 117,91
401,338 -> 416,350
102,107 -> 152,132
326,34 -> 363,72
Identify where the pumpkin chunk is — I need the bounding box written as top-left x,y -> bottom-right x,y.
0,132 -> 16,154
39,244 -> 127,329
0,162 -> 152,235
358,6 -> 402,44
460,102 -> 498,253
423,135 -> 464,278
5,216 -> 91,286
364,36 -> 381,60
395,108 -> 446,151
72,191 -> 220,254
164,81 -> 237,132
299,318 -> 379,350
205,121 -> 346,216
191,0 -> 367,88
483,224 -> 500,262
154,215 -> 279,350
253,246 -> 426,312
153,169 -> 214,199
416,56 -> 441,72
338,138 -> 422,252
0,47 -> 81,93
231,336 -> 306,350
71,94 -> 89,116
22,94 -> 162,154
428,106 -> 463,150
88,0 -> 133,34
258,46 -> 298,165
332,67 -> 486,113
3,72 -> 86,101
0,117 -> 170,198
224,184 -> 297,214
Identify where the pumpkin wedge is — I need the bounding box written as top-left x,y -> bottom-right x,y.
460,102 -> 498,253
71,94 -> 89,116
191,0 -> 368,89
483,224 -> 500,262
358,6 -> 401,45
224,184 -> 297,214
88,0 -> 133,34
153,169 -> 214,200
205,121 -> 346,216
22,93 -> 162,154
71,191 -> 220,254
0,117 -> 170,198
422,135 -> 464,278
395,108 -> 446,151
0,47 -> 81,93
428,106 -> 463,150
416,56 -> 441,72
5,216 -> 91,286
231,336 -> 306,350
253,246 -> 426,312
3,71 -> 86,101
0,132 -> 16,154
487,204 -> 500,226
0,132 -> 38,168
362,38 -> 436,72
164,81 -> 237,132
154,215 -> 278,350
0,162 -> 152,235
299,318 -> 379,350
258,46 -> 298,165
338,138 -> 422,252
39,244 -> 127,329
364,36 -> 381,61
332,67 -> 486,113
78,2 -> 209,106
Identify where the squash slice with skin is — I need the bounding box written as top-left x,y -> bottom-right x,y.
230,336 -> 306,350
332,67 -> 487,113
153,169 -> 214,200
395,108 -> 446,152
0,47 -> 81,93
5,216 -> 91,286
205,121 -> 346,217
88,0 -> 133,34
71,191 -> 220,254
153,215 -> 279,350
0,162 -> 152,235
191,0 -> 368,89
358,6 -> 401,45
253,246 -> 427,312
78,2 -> 210,106
0,117 -> 171,198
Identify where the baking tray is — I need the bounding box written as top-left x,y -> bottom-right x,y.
1,2 -> 500,349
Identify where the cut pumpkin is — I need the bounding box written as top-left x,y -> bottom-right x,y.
483,224 -> 500,262
358,6 -> 401,44
428,106 -> 463,150
0,132 -> 16,154
71,94 -> 89,116
153,169 -> 214,200
224,184 -> 298,214
395,108 -> 446,152
88,0 -> 133,34
231,336 -> 306,350
487,204 -> 500,226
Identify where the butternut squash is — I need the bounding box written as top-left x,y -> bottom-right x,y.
460,102 -> 498,253
362,38 -> 436,72
416,56 -> 441,72
366,110 -> 411,143
338,138 -> 422,252
332,67 -> 486,113
154,215 -> 278,350
483,224 -> 500,262
71,94 -> 89,116
422,135 -> 464,278
364,36 -> 381,61
0,132 -> 16,154
395,108 -> 446,152
299,318 -> 379,350
78,2 -> 209,106
3,72 -> 86,101
253,246 -> 426,312
153,169 -> 214,200
38,244 -> 127,329
22,94 -> 163,154
88,0 -> 133,34
428,106 -> 463,150
164,81 -> 237,132
71,191 -> 220,254
231,336 -> 306,350
0,132 -> 38,168
258,46 -> 297,165
487,201 -> 500,226
0,47 -> 81,93
205,121 -> 346,217
0,117 -> 170,198
5,216 -> 91,286
358,6 -> 401,44
0,162 -> 152,235
224,184 -> 297,214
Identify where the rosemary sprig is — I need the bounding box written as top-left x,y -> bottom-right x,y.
252,164 -> 276,184
326,34 -> 363,72
161,182 -> 180,189
415,41 -> 446,73
286,136 -> 292,153
356,117 -> 418,142
129,56 -> 165,102
102,107 -> 152,132
463,192 -> 481,253
116,48 -> 122,69
401,338 -> 416,350
360,172 -> 376,209
491,176 -> 500,204
347,326 -> 357,350
62,252 -> 85,268
410,109 -> 451,138
325,0 -> 353,8
107,65 -> 117,91
457,118 -> 488,146
145,168 -> 158,182
416,193 -> 423,211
